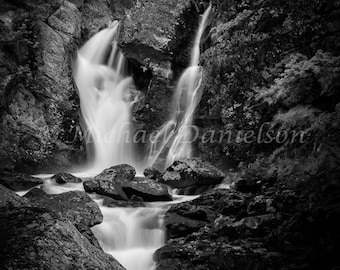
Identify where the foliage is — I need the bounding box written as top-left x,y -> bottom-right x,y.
199,0 -> 340,180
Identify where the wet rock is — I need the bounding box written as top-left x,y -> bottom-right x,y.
0,184 -> 30,209
0,171 -> 43,191
84,176 -> 171,202
165,213 -> 207,239
83,179 -> 129,201
24,189 -> 103,232
81,0 -> 114,40
144,167 -> 162,181
160,158 -> 225,189
102,197 -> 145,208
0,207 -> 125,270
52,172 -> 82,184
120,177 -> 172,202
94,164 -> 136,182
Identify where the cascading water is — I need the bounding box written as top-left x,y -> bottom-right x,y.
64,6 -> 211,270
73,21 -> 138,174
147,5 -> 212,170
91,202 -> 166,270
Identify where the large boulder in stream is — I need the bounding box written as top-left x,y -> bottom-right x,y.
160,158 -> 225,189
119,177 -> 172,202
84,176 -> 172,202
84,164 -> 171,202
94,164 -> 136,181
52,172 -> 82,184
0,207 -> 125,270
84,179 -> 129,201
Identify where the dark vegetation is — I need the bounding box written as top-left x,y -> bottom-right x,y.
199,0 -> 340,182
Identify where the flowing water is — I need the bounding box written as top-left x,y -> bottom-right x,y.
73,21 -> 139,174
147,5 -> 212,170
37,6 -> 214,270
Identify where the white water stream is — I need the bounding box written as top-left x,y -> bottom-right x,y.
73,21 -> 139,174
147,5 -> 212,170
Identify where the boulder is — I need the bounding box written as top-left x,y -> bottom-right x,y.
0,184 -> 30,209
24,188 -> 103,249
0,171 -> 43,191
0,207 -> 125,270
160,158 -> 225,189
144,167 -> 162,181
52,172 -> 82,184
24,189 -> 103,232
119,177 -> 172,202
102,197 -> 145,208
94,164 -> 136,181
84,176 -> 172,202
83,179 -> 129,201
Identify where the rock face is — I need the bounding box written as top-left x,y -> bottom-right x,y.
0,0 -> 83,171
160,158 -> 225,189
81,0 -> 114,40
155,177 -> 340,270
0,171 -> 43,191
0,184 -> 122,269
0,207 -> 125,270
118,0 -> 200,136
118,0 -> 197,72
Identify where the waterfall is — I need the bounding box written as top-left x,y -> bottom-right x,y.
147,5 -> 212,170
92,202 -> 167,270
66,6 -> 212,270
73,21 -> 138,174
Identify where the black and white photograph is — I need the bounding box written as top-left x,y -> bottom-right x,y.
0,0 -> 339,269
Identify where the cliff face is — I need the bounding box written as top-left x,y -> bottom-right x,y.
0,0 -> 83,172
118,0 -> 199,135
